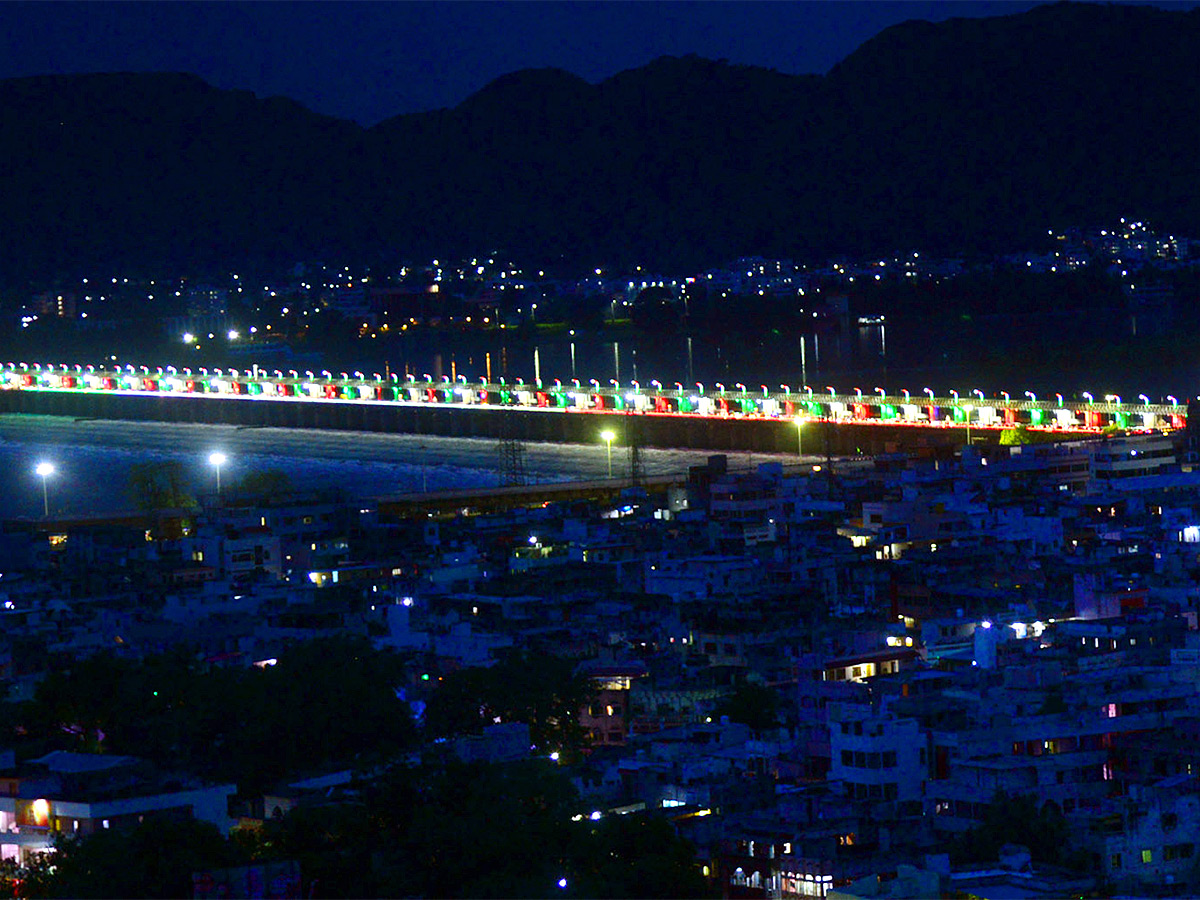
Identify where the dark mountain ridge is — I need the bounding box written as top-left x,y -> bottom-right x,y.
2,2 -> 1200,282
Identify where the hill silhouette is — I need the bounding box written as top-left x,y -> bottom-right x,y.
2,2 -> 1200,283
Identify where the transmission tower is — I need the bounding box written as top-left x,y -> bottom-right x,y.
626,413 -> 645,487
497,415 -> 528,487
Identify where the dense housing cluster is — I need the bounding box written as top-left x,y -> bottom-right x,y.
2,418 -> 1200,896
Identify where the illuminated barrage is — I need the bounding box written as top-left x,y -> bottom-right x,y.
0,363 -> 1187,433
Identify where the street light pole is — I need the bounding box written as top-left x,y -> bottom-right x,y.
209,452 -> 227,496
601,430 -> 615,478
34,462 -> 54,517
796,416 -> 804,458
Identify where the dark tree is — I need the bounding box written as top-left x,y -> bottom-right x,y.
423,649 -> 594,756
47,818 -> 239,899
713,681 -> 780,735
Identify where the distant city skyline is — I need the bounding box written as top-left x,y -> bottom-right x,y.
5,0 -> 1197,125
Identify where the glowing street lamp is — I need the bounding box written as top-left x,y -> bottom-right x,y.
795,416 -> 805,457
600,430 -> 615,478
34,461 -> 54,517
209,452 -> 227,495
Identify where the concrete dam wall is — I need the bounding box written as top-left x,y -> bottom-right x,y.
0,388 -> 994,456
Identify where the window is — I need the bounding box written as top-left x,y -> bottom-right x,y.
1142,850 -> 1153,864
883,751 -> 897,768
1111,854 -> 1122,870
841,751 -> 853,766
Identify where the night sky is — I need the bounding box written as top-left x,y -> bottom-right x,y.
3,1 -> 1198,125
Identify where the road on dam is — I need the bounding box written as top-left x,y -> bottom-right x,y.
0,415 -> 809,518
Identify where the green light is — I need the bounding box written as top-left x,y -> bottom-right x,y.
421,673 -> 430,681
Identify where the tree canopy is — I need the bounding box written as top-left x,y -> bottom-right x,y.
17,637 -> 417,794
424,649 -> 594,757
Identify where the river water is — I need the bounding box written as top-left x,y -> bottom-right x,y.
306,320 -> 1191,404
